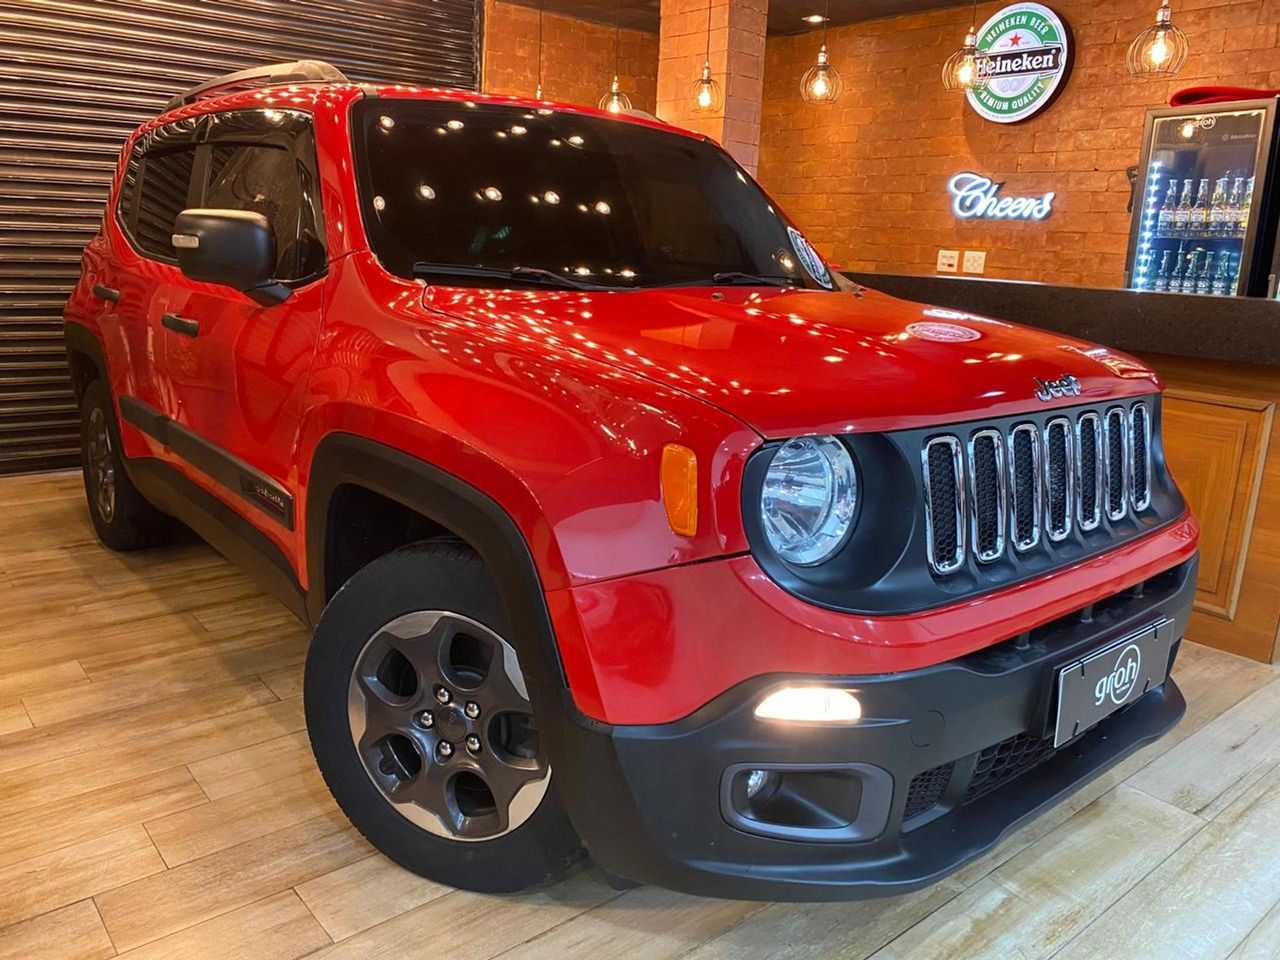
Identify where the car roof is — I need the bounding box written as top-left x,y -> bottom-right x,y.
149,81 -> 701,144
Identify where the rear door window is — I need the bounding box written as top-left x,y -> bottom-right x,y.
133,148 -> 198,261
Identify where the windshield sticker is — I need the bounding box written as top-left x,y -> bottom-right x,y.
906,321 -> 982,343
788,227 -> 833,289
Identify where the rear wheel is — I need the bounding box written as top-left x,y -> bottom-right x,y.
79,379 -> 172,551
305,540 -> 582,892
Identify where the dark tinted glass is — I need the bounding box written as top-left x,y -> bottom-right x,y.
117,149 -> 140,232
203,142 -> 325,281
135,148 -> 196,260
353,100 -> 831,289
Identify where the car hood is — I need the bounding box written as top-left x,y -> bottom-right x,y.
423,284 -> 1159,439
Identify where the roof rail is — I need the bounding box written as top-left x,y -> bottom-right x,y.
164,60 -> 351,112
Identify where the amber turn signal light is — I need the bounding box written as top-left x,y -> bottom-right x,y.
660,444 -> 698,537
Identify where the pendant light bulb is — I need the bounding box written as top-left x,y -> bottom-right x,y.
1127,0 -> 1189,77
943,27 -> 990,92
599,76 -> 632,114
599,0 -> 632,114
802,45 -> 843,104
692,62 -> 724,113
801,0 -> 842,105
691,0 -> 723,114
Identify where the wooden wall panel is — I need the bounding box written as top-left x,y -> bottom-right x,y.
1141,354 -> 1280,664
1162,391 -> 1272,620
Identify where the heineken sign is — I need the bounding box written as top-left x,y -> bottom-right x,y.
968,2 -> 1072,124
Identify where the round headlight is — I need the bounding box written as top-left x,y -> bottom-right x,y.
760,435 -> 858,566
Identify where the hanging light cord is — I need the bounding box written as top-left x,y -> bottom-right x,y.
704,0 -> 712,65
614,0 -> 622,78
536,0 -> 544,96
968,0 -> 978,31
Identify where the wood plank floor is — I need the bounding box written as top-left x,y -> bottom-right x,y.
1,470 -> 1278,960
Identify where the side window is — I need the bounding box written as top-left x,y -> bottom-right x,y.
116,147 -> 141,232
202,140 -> 325,281
134,148 -> 197,261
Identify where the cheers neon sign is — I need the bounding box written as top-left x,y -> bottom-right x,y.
948,172 -> 1055,220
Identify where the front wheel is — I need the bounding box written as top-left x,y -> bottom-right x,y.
305,540 -> 582,892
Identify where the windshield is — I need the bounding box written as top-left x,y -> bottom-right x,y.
352,99 -> 835,291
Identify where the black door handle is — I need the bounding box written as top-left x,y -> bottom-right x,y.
162,312 -> 200,337
92,283 -> 121,303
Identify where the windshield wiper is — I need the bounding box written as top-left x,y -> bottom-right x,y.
711,272 -> 797,287
411,262 -> 596,290
649,272 -> 797,288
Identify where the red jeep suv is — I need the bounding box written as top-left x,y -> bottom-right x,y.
64,61 -> 1199,901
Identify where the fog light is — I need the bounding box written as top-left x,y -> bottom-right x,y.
744,768 -> 779,799
754,687 -> 862,723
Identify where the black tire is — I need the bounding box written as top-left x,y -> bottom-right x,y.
79,379 -> 172,551
305,540 -> 583,893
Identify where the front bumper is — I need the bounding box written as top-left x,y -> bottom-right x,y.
543,554 -> 1197,901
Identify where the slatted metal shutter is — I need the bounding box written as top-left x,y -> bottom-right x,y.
0,0 -> 481,475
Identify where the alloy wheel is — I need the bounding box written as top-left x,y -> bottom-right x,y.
347,610 -> 550,841
87,406 -> 116,523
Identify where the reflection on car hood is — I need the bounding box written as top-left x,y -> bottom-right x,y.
424,284 -> 1159,439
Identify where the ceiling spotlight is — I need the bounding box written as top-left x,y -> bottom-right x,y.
802,14 -> 826,24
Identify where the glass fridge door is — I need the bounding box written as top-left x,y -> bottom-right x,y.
1130,107 -> 1269,297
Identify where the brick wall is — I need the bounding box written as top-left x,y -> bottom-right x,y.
656,0 -> 768,173
757,0 -> 1280,287
482,0 -> 659,113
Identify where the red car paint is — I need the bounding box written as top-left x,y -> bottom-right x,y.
65,82 -> 1197,726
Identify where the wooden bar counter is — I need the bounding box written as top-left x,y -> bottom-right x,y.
850,272 -> 1280,665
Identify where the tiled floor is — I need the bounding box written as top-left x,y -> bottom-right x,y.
1,471 -> 1278,960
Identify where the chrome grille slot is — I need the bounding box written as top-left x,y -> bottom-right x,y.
1008,424 -> 1042,552
1130,402 -> 1152,511
918,399 -> 1158,577
1104,407 -> 1129,521
967,429 -> 1007,563
922,436 -> 965,575
1043,418 -> 1074,542
1076,412 -> 1103,531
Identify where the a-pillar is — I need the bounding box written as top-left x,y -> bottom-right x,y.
655,0 -> 767,175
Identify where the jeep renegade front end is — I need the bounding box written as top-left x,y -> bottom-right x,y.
63,62 -> 1199,901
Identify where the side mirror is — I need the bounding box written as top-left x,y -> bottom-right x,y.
172,210 -> 291,306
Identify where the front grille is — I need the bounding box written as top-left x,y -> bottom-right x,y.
962,733 -> 1057,804
1077,413 -> 1102,531
922,437 -> 965,574
1105,407 -> 1128,521
920,399 -> 1155,574
968,430 -> 1006,562
903,762 -> 954,821
1044,418 -> 1073,542
1130,403 -> 1151,511
1010,424 -> 1041,551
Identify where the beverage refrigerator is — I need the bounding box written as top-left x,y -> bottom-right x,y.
1124,97 -> 1280,298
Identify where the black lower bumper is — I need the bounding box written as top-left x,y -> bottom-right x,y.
543,555 -> 1197,901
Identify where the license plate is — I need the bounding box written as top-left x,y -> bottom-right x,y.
1053,619 -> 1176,747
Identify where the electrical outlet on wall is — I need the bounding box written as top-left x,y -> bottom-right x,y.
936,249 -> 960,273
963,250 -> 987,274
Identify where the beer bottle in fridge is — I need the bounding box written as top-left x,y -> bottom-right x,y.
1174,179 -> 1194,234
1191,179 -> 1211,232
1158,179 -> 1179,234
1196,251 -> 1214,294
1153,249 -> 1173,291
